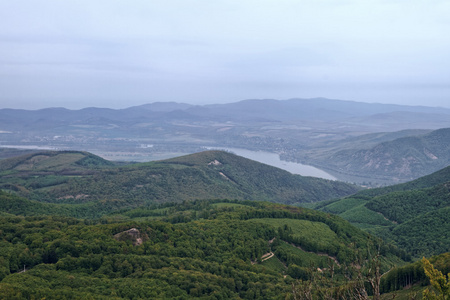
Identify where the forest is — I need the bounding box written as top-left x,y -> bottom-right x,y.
0,199 -> 447,299
316,165 -> 450,257
0,150 -> 359,211
0,150 -> 449,299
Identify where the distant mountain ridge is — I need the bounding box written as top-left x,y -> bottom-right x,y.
313,127 -> 450,183
198,98 -> 450,121
2,97 -> 450,185
2,98 -> 450,130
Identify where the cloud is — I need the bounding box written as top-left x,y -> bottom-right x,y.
1,0 -> 450,109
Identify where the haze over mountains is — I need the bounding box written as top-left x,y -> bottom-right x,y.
0,137 -> 448,298
2,98 -> 450,129
2,0 -> 450,296
1,98 -> 450,185
0,146 -> 448,298
296,127 -> 450,184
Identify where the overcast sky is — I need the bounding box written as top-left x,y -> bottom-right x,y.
1,0 -> 450,109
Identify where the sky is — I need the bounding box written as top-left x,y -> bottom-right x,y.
1,0 -> 450,109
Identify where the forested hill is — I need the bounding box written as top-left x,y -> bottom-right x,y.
0,200 -> 408,299
356,163 -> 450,198
0,150 -> 115,173
317,127 -> 450,184
161,151 -> 360,203
0,150 -> 360,218
0,150 -> 446,298
316,165 -> 450,257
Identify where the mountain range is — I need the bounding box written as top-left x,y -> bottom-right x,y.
2,98 -> 450,185
0,147 -> 448,298
1,148 -> 448,258
2,98 -> 450,131
299,127 -> 450,184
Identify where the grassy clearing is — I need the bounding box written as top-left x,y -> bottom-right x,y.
260,256 -> 287,273
36,183 -> 69,192
30,153 -> 86,170
275,241 -> 330,268
211,202 -> 248,209
339,204 -> 393,226
322,197 -> 368,214
248,218 -> 338,246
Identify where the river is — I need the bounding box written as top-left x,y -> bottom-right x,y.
207,147 -> 336,180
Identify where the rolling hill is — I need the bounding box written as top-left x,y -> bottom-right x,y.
316,165 -> 450,257
312,127 -> 450,184
0,150 -> 360,218
2,98 -> 450,184
0,200 -> 408,299
0,148 -> 446,298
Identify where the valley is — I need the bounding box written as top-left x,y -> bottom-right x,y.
2,98 -> 450,186
3,0 -> 450,297
1,98 -> 449,299
0,150 -> 359,218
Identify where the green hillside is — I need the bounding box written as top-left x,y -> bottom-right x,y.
0,150 -> 360,217
0,148 -> 38,160
0,150 -> 447,299
379,252 -> 450,297
0,200 -> 407,299
317,166 -> 450,257
319,127 -> 450,184
0,190 -> 106,218
0,150 -> 115,172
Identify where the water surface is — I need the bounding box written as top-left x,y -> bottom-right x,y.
209,147 -> 336,180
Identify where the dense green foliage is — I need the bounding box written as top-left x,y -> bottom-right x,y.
1,149 -> 447,298
0,200 -> 407,299
380,252 -> 450,295
365,183 -> 450,224
0,150 -> 360,217
390,207 -> 450,257
0,190 -> 126,219
317,165 -> 450,257
0,150 -> 114,172
422,256 -> 450,300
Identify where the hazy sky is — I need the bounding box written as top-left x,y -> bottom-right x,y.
1,0 -> 450,109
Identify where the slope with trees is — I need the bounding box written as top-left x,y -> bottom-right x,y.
0,200 -> 408,299
316,166 -> 450,257
0,150 -> 360,218
305,128 -> 450,185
